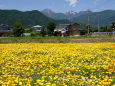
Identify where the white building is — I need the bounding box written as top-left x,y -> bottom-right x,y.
22,33 -> 30,36
54,24 -> 68,37
32,25 -> 43,32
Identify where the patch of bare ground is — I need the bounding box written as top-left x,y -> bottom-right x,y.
18,39 -> 62,43
0,40 -> 13,43
70,37 -> 115,43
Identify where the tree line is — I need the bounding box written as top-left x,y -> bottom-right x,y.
0,22 -> 115,37
85,22 -> 115,34
9,22 -> 56,37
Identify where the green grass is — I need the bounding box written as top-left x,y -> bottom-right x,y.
0,36 -> 114,43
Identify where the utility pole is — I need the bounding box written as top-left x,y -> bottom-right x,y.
98,14 -> 100,32
70,11 -> 72,24
88,15 -> 90,34
65,13 -> 67,24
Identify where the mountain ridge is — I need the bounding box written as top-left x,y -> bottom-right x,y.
0,9 -> 70,27
0,9 -> 115,27
41,9 -> 115,27
41,9 -> 93,20
72,10 -> 115,27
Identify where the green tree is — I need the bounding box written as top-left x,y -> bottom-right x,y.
40,28 -> 47,37
85,24 -> 93,34
25,28 -> 34,33
99,27 -> 107,32
99,26 -> 112,32
12,22 -> 25,37
47,22 -> 56,36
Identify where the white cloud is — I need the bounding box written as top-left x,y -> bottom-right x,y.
93,0 -> 100,5
65,0 -> 78,7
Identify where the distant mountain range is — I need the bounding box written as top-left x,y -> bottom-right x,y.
0,9 -> 70,27
0,9 -> 115,27
72,10 -> 115,27
41,9 -> 115,27
41,9 -> 93,20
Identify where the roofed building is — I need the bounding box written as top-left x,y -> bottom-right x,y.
66,23 -> 86,36
54,24 -> 68,37
32,25 -> 43,32
0,24 -> 12,33
54,23 -> 86,37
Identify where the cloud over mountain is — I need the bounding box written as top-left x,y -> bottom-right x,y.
93,0 -> 100,5
65,0 -> 78,7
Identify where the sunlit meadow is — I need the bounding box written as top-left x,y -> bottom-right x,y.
0,43 -> 115,86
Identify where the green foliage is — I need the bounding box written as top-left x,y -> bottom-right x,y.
85,24 -> 93,34
40,29 -> 47,37
0,9 -> 70,27
1,33 -> 13,37
30,32 -> 39,37
47,22 -> 56,35
99,27 -> 107,32
0,36 -> 114,44
73,10 -> 115,27
99,26 -> 112,32
12,22 -> 25,37
25,28 -> 34,33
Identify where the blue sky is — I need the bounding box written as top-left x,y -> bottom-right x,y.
0,0 -> 114,12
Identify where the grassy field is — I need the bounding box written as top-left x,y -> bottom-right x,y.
0,36 -> 115,43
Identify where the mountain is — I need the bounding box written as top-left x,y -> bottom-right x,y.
0,9 -> 114,28
41,9 -> 55,15
77,10 -> 92,17
73,10 -> 115,27
41,9 -> 92,20
0,9 -> 70,27
64,11 -> 78,19
41,9 -> 67,20
41,9 -> 79,20
41,9 -> 115,27
65,11 -> 77,15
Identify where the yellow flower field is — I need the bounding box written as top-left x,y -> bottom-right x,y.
0,43 -> 115,86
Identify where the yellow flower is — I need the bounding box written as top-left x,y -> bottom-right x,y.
0,43 -> 114,85
19,82 -> 22,85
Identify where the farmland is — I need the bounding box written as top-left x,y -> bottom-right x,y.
0,36 -> 115,43
0,43 -> 115,85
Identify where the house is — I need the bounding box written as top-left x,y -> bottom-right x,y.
54,24 -> 69,37
112,28 -> 115,32
66,23 -> 86,36
0,24 -> 12,33
54,23 -> 86,37
32,25 -> 43,32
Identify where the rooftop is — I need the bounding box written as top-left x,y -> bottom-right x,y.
32,25 -> 42,28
